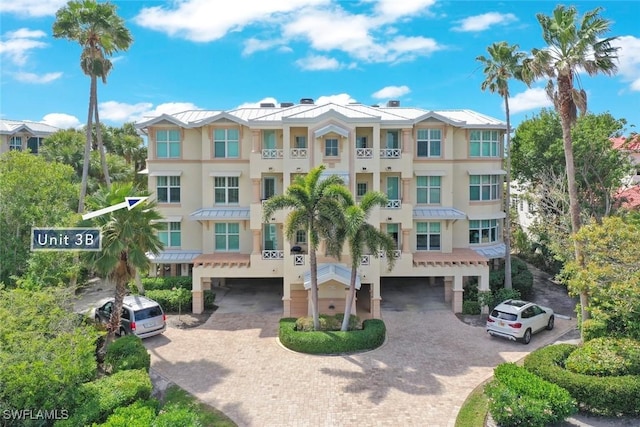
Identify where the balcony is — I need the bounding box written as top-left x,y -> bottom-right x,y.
379,250 -> 401,259
386,199 -> 401,208
290,148 -> 307,159
380,148 -> 401,158
356,148 -> 373,159
262,149 -> 283,159
262,250 -> 284,259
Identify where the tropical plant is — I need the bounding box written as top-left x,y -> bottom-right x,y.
53,0 -> 133,212
338,191 -> 396,331
521,5 -> 619,333
84,182 -> 163,348
262,165 -> 350,330
477,41 -> 526,289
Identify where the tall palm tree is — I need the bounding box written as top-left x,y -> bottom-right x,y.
338,191 -> 396,331
263,165 -> 350,330
53,0 -> 133,213
477,42 -> 526,290
521,5 -> 619,329
84,182 -> 163,348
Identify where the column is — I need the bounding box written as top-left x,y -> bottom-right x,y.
444,276 -> 453,303
479,265 -> 491,314
402,229 -> 410,253
192,269 -> 204,314
251,130 -> 260,153
402,178 -> 411,204
402,129 -> 413,154
452,274 -> 463,313
252,178 -> 261,203
283,276 -> 292,317
252,230 -> 261,255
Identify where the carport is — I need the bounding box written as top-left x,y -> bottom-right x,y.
381,277 -> 448,311
212,278 -> 283,314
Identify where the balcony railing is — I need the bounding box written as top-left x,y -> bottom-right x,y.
379,250 -> 401,259
380,148 -> 401,158
360,255 -> 370,265
290,148 -> 307,159
356,148 -> 373,159
386,199 -> 401,208
262,250 -> 284,259
294,255 -> 305,266
262,149 -> 283,159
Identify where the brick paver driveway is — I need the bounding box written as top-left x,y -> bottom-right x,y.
145,310 -> 574,427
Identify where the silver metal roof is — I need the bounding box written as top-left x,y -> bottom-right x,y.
147,250 -> 202,263
0,119 -> 60,136
189,207 -> 250,220
472,243 -> 506,259
413,207 -> 466,220
303,263 -> 360,290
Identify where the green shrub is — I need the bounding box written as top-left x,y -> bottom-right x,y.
581,318 -> 609,341
153,404 -> 202,427
203,289 -> 216,309
55,369 -> 152,427
488,257 -> 534,300
145,289 -> 192,313
105,335 -> 151,373
93,400 -> 158,427
462,300 -> 481,315
566,337 -> 640,377
280,318 -> 385,354
140,277 -> 191,291
524,344 -> 640,416
295,314 -> 356,332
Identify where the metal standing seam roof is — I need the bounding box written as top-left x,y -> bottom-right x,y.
189,207 -> 251,220
472,243 -> 506,259
0,119 -> 60,136
147,250 -> 202,263
303,263 -> 361,290
413,207 -> 467,220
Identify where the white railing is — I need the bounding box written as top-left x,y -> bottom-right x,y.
386,199 -> 401,208
294,255 -> 305,266
262,250 -> 284,259
262,149 -> 283,159
290,148 -> 307,159
360,255 -> 370,265
356,148 -> 373,159
378,250 -> 401,259
380,148 -> 401,158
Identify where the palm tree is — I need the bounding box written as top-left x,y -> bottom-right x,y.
53,0 -> 133,213
262,165 -> 350,330
477,42 -> 526,290
84,182 -> 163,348
521,5 -> 619,330
338,191 -> 396,331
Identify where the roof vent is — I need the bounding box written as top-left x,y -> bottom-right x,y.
260,103 -> 275,108
280,102 -> 294,108
300,98 -> 315,105
387,100 -> 400,107
371,104 -> 380,108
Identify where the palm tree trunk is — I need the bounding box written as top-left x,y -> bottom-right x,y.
504,96 -> 513,289
558,74 -> 589,335
341,265 -> 358,331
93,95 -> 111,188
309,248 -> 320,330
78,76 -> 95,213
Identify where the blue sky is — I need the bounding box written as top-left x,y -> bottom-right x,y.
1,0 -> 639,132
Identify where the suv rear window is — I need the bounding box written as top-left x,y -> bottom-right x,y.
490,310 -> 517,321
134,306 -> 163,320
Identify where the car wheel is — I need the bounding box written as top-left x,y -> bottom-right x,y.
94,314 -> 101,324
522,328 -> 532,345
546,315 -> 555,331
118,327 -> 127,337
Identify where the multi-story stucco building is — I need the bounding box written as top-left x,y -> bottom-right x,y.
0,119 -> 60,154
136,100 -> 507,318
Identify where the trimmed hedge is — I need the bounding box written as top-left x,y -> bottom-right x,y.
93,400 -> 158,427
153,404 -> 203,427
295,314 -> 359,332
145,289 -> 191,313
140,277 -> 192,291
523,344 -> 640,416
55,369 -> 152,427
279,317 -> 385,354
485,363 -> 576,427
105,335 -> 151,374
565,337 -> 640,377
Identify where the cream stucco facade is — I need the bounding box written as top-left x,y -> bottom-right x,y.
136,101 -> 508,318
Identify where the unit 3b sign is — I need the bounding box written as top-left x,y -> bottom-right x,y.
31,228 -> 102,251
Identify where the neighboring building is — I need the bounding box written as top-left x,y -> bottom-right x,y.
611,134 -> 640,186
136,100 -> 508,317
0,119 -> 60,154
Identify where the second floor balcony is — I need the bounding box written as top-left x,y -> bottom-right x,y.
380,148 -> 401,158
262,148 -> 284,159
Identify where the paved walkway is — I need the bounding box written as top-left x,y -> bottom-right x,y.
145,310 -> 575,427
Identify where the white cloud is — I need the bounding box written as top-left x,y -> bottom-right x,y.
134,0 -> 328,43
453,12 -> 517,32
613,35 -> 640,92
0,28 -> 47,66
99,101 -> 201,124
234,97 -> 279,109
371,0 -> 436,21
14,71 -> 62,84
372,85 -> 411,99
295,55 -> 341,70
243,38 -> 285,56
41,113 -> 81,129
508,87 -> 553,114
315,94 -> 357,105
0,0 -> 67,17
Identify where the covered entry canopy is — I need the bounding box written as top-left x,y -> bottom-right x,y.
302,263 -> 361,290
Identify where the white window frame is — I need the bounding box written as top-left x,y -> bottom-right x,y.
324,138 -> 339,157
416,222 -> 441,250
213,128 -> 240,158
214,176 -> 239,204
157,221 -> 181,248
157,176 -> 181,204
469,130 -> 500,157
156,129 -> 181,159
356,182 -> 368,198
215,223 -> 240,251
469,219 -> 499,244
9,136 -> 22,151
470,175 -> 500,201
295,230 -> 307,244
416,129 -> 441,157
416,176 -> 441,204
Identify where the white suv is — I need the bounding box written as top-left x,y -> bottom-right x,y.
486,299 -> 554,344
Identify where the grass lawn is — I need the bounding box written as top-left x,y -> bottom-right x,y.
455,384 -> 489,427
163,385 -> 237,427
